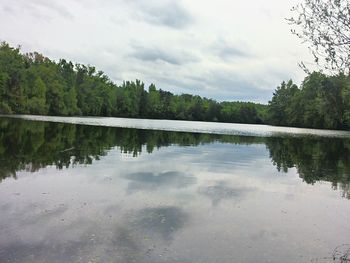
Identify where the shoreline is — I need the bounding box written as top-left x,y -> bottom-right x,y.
2,114 -> 350,138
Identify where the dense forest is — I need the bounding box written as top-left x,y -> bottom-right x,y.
0,42 -> 266,124
0,42 -> 350,130
268,74 -> 350,130
1,118 -> 349,198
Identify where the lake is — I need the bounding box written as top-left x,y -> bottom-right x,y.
0,116 -> 350,263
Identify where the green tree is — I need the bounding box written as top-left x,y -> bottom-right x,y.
268,80 -> 299,126
27,77 -> 47,114
0,42 -> 26,113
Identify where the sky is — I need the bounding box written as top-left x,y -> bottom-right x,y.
0,0 -> 313,103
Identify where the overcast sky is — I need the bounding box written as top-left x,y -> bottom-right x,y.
0,0 -> 313,103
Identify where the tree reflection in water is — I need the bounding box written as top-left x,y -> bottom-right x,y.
1,117 -> 350,198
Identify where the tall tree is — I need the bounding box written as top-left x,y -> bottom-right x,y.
0,42 -> 26,113
268,80 -> 299,126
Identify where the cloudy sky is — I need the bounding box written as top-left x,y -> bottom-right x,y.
0,0 -> 313,103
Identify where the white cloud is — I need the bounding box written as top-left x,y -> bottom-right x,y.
0,0 -> 313,103
125,0 -> 193,29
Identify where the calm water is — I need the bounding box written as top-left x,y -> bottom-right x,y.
0,117 -> 350,263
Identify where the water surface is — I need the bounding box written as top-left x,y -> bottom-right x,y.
0,117 -> 350,263
5,114 -> 350,138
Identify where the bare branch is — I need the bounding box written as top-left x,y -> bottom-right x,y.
288,0 -> 350,75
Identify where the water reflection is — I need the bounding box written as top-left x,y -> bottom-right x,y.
198,181 -> 253,206
0,197 -> 187,263
130,206 -> 188,241
1,118 -> 350,263
1,117 -> 350,197
124,171 -> 196,193
266,137 -> 350,198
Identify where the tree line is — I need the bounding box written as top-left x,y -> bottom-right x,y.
0,42 -> 266,124
1,42 -> 350,130
268,73 -> 350,130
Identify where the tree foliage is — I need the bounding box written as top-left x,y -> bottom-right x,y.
1,41 -> 350,130
268,72 -> 350,129
0,42 -> 266,124
288,0 -> 350,74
